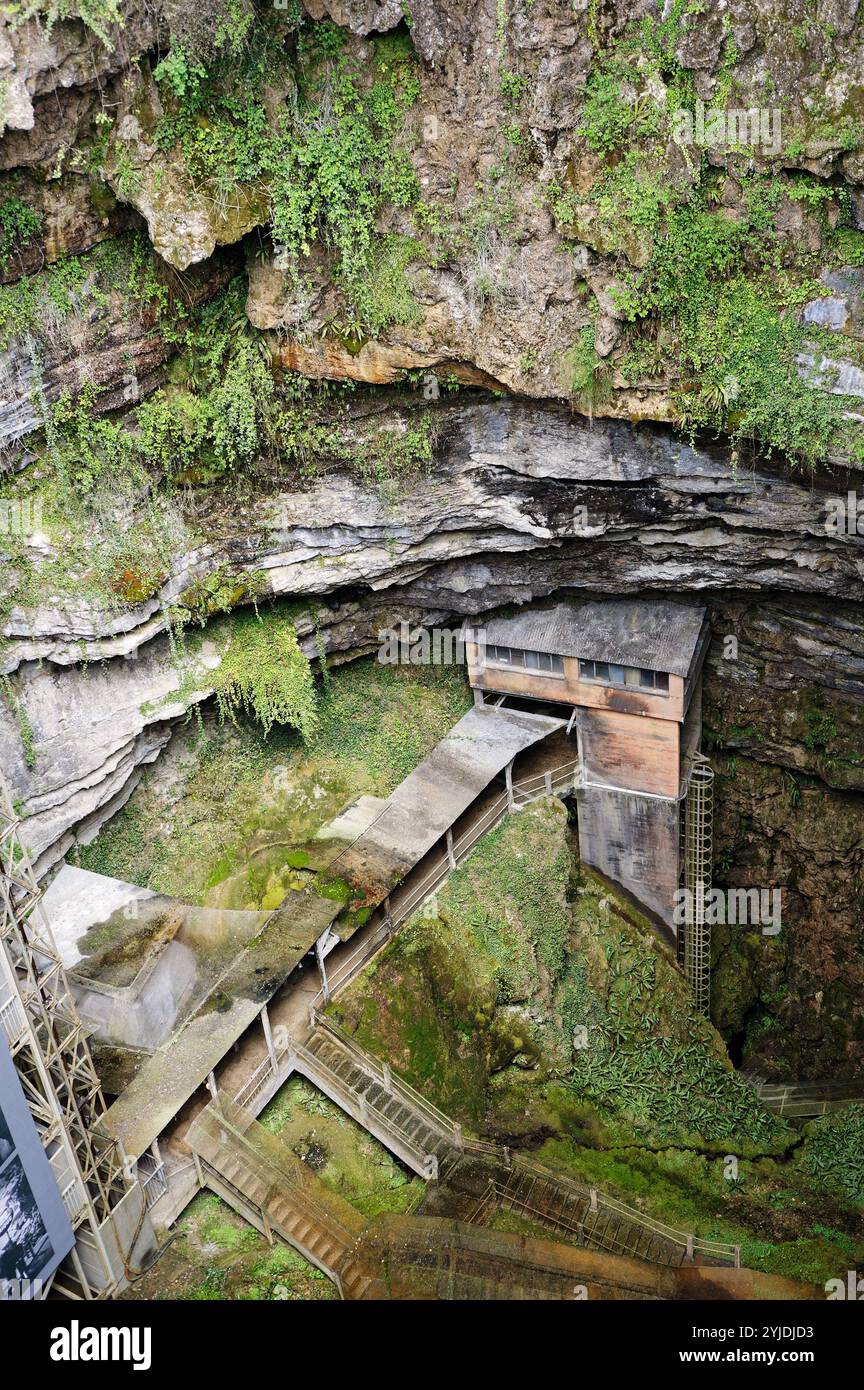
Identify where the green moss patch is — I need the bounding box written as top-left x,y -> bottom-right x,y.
77,656 -> 471,909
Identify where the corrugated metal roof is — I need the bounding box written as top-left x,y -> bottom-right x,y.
470,601 -> 707,676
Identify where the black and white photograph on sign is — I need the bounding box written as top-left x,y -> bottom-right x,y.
0,1107 -> 12,1167
0,1150 -> 54,1284
0,1037 -> 74,1297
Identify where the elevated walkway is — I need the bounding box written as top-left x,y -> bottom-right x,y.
313,704 -> 568,916
743,1076 -> 864,1117
288,1016 -> 461,1179
216,1010 -> 741,1271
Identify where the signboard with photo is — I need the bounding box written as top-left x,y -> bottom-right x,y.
0,1034 -> 74,1297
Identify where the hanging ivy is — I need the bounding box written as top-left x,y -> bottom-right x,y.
211,610 -> 319,743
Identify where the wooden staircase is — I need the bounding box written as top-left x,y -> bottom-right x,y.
290,1017 -> 461,1179
489,1163 -> 689,1267
188,1101 -> 377,1300
290,1019 -> 739,1268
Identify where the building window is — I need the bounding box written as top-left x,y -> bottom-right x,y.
639,668 -> 669,692
579,659 -> 669,693
485,645 -> 564,675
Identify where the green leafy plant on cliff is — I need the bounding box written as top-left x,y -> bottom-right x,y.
803,706 -> 838,752
270,30 -> 420,335
0,676 -> 35,768
152,20 -> 421,337
563,325 -> 612,419
0,196 -> 42,273
611,201 -> 856,466
17,0 -> 122,46
137,281 -> 280,483
799,1106 -> 864,1203
211,609 -> 319,742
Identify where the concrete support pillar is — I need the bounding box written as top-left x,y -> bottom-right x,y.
193,1152 -> 204,1187
262,1209 -> 274,1247
207,1071 -> 219,1105
544,770 -> 552,794
473,686 -> 485,709
505,760 -> 515,811
315,935 -> 329,1003
686,1233 -> 695,1261
150,1139 -> 162,1167
590,1188 -> 598,1215
384,895 -> 393,931
260,1003 -> 277,1069
445,827 -> 457,871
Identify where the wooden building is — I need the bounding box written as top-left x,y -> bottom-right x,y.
463,600 -> 711,930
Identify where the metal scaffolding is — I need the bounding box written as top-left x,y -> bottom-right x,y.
680,753 -> 714,1015
0,771 -> 131,1299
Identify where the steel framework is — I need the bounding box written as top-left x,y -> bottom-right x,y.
680,753 -> 714,1015
0,770 -> 129,1298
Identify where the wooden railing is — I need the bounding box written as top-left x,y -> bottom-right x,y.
497,1155 -> 741,1267
310,757 -> 579,1010
311,1012 -> 461,1143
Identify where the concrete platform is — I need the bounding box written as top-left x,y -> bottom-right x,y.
316,705 -> 565,919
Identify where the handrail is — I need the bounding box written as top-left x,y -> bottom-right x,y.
495,1181 -> 669,1264
312,1012 -> 460,1140
310,762 -> 578,1012
288,1036 -> 437,1167
193,1103 -> 358,1248
506,1155 -> 740,1265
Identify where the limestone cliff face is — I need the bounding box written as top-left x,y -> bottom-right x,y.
2,2 -> 864,445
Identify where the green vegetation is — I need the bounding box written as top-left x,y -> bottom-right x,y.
78,655 -> 471,906
0,229 -> 172,356
17,0 -> 122,46
333,798 -> 864,1284
799,1106 -> 864,1203
0,196 -> 42,273
150,19 -> 421,336
0,676 -> 35,768
119,1192 -> 336,1301
259,1076 -> 423,1219
211,610 -> 318,742
0,247 -> 438,624
333,797 -> 769,1147
563,325 -> 612,418
612,201 -> 854,466
136,280 -> 280,485
804,707 -> 838,751
550,4 -> 864,466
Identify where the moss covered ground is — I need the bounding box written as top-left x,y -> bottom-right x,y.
119,1192 -> 337,1302
331,797 -> 864,1287
258,1077 -> 423,1219
76,656 -> 471,908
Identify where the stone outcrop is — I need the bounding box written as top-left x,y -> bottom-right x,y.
3,400 -> 863,672
103,64 -> 273,270
2,2 -> 861,437
0,244 -> 237,454
0,5 -> 159,141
